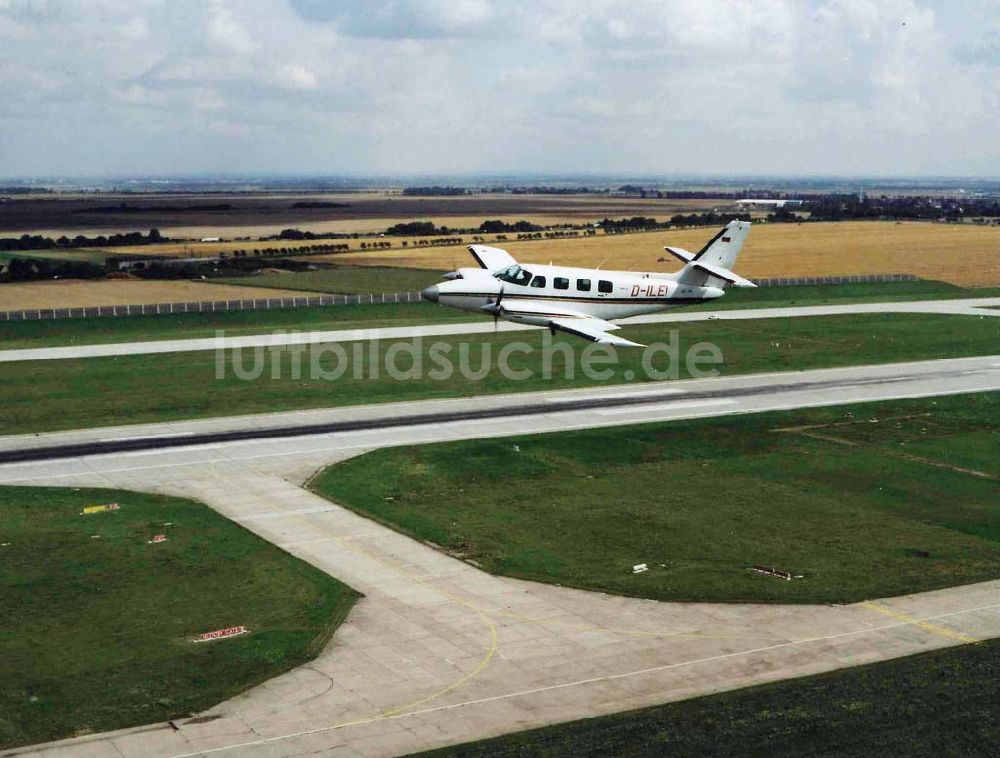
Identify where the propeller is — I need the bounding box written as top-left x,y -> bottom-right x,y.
482,285 -> 505,333
493,286 -> 505,332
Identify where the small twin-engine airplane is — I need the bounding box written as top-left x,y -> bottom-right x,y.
420,219 -> 754,347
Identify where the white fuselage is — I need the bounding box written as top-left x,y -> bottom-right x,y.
433,264 -> 724,327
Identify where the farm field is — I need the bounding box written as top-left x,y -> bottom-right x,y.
0,484 -> 359,750
0,192 -> 725,239
2,312 -> 998,434
313,392 -> 1000,604
8,217 -> 995,311
1,280 -> 991,350
7,219 -> 997,291
327,221 -> 1000,287
0,279 -> 322,310
213,266 -> 446,295
420,636 -> 1000,757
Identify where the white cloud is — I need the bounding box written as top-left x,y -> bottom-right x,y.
205,1 -> 254,55
423,0 -> 494,30
273,61 -> 318,90
120,15 -> 149,40
0,0 -> 997,176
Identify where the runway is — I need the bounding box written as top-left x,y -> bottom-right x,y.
2,356 -> 999,757
1,355 -> 998,465
3,296 -> 999,363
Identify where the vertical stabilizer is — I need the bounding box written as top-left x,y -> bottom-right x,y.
677,220 -> 754,287
694,219 -> 751,269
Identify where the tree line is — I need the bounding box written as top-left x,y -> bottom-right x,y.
598,213 -> 752,233
1,257 -> 105,282
401,186 -> 468,196
799,194 -> 1000,222
0,228 -> 167,251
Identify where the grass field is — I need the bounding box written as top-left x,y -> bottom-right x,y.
1,280 -> 996,350
214,273 -> 1000,303
213,265 -> 446,295
312,392 -> 1000,604
1,312 -> 998,434
0,485 -> 359,750
327,221 -> 1000,287
663,279 -> 1000,311
0,301 -> 474,350
0,249 -> 110,265
419,637 -> 1000,757
0,279 -> 322,310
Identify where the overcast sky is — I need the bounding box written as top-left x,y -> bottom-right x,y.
1,0 -> 998,178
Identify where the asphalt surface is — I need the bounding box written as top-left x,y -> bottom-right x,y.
1,356 -> 998,758
2,340 -> 999,756
1,355 -> 998,466
3,296 -> 999,363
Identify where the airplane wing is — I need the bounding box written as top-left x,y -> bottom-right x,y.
468,244 -> 517,272
548,317 -> 646,348
493,298 -> 645,347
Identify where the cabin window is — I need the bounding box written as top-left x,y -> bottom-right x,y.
598,280 -> 613,293
554,277 -> 569,290
495,264 -> 532,286
577,278 -> 591,291
530,275 -> 547,288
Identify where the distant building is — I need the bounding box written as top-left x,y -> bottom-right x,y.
735,199 -> 804,209
200,236 -> 221,243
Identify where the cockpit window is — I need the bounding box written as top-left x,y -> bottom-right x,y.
494,264 -> 532,286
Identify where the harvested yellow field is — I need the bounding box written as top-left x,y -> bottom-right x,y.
327,221 -> 1000,287
0,280 -> 323,310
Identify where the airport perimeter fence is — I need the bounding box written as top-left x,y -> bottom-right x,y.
0,273 -> 918,321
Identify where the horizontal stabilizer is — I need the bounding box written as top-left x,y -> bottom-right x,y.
663,246 -> 695,264
692,261 -> 757,288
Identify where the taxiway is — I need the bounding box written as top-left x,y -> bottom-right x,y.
2,355 -> 999,757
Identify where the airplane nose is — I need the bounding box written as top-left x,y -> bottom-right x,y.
420,285 -> 439,303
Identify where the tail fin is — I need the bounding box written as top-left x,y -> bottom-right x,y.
694,219 -> 750,269
677,220 -> 754,288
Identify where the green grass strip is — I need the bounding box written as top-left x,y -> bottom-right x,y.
0,485 -> 359,749
313,392 -> 1000,604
